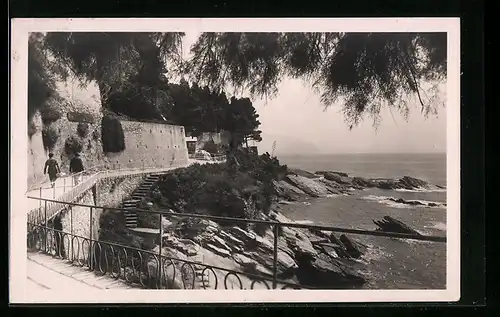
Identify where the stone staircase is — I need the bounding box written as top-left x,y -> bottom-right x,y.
123,174 -> 161,228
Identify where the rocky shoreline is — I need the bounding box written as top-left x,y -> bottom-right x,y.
134,168 -> 446,289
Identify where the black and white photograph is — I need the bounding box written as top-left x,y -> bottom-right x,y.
10,18 -> 460,303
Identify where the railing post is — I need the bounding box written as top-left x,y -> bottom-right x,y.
63,177 -> 66,193
44,200 -> 48,253
69,205 -> 73,261
272,223 -> 279,290
89,207 -> 93,271
53,183 -> 56,199
39,186 -> 42,209
158,212 -> 163,289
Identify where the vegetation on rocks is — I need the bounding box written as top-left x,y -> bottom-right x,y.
41,125 -> 59,151
101,115 -> 126,153
67,111 -> 97,124
77,122 -> 90,138
40,106 -> 62,125
147,151 -> 287,223
64,135 -> 83,155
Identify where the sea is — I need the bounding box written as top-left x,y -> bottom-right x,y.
276,153 -> 447,289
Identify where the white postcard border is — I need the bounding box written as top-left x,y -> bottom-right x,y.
10,17 -> 461,303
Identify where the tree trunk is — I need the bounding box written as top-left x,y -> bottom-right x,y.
97,81 -> 111,109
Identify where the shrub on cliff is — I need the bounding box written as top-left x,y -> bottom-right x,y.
234,150 -> 288,183
40,106 -> 62,125
77,122 -> 90,138
41,125 -> 59,151
101,115 -> 125,153
67,111 -> 96,124
155,153 -> 287,223
64,135 -> 83,155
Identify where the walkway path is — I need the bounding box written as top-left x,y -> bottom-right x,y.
27,252 -> 133,290
25,159 -> 222,291
26,174 -> 90,213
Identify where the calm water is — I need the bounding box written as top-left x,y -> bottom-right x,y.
277,153 -> 447,289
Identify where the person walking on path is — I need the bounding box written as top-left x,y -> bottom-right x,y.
69,152 -> 85,186
44,153 -> 61,188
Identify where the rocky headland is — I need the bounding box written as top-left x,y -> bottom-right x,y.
122,167 -> 446,290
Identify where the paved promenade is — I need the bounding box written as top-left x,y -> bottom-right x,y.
27,252 -> 133,290
26,174 -> 90,213
24,159 -> 220,293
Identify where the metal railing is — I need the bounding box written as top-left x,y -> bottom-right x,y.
188,153 -> 226,162
26,161 -> 191,226
27,196 -> 446,290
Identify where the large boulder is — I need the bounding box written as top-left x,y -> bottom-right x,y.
285,175 -> 330,197
295,253 -> 366,289
273,180 -> 308,201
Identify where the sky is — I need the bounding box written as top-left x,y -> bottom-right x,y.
179,32 -> 447,155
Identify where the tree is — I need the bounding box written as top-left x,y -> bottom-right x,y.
183,32 -> 447,129
28,32 -> 62,121
165,80 -> 230,136
222,97 -> 262,149
42,32 -> 184,118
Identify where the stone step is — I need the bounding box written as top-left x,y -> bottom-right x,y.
122,205 -> 137,209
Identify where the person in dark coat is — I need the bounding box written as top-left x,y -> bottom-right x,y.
53,215 -> 66,258
69,152 -> 85,185
44,153 -> 61,188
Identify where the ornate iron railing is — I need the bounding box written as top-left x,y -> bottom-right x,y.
26,222 -> 305,290
27,196 -> 446,290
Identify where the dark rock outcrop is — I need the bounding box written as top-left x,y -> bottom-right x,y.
373,216 -> 422,236
375,176 -> 434,191
316,171 -> 349,178
150,212 -> 369,289
339,234 -> 364,259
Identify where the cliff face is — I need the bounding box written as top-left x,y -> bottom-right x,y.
27,77 -> 190,189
